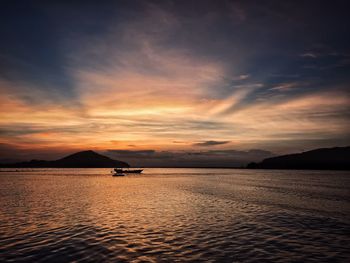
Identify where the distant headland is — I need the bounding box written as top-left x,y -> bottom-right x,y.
0,150 -> 129,168
247,146 -> 350,170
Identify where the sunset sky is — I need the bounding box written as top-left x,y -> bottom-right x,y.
0,1 -> 349,165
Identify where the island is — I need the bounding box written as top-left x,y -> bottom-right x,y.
0,150 -> 129,168
247,146 -> 350,170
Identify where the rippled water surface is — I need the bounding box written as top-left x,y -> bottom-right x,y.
0,168 -> 349,262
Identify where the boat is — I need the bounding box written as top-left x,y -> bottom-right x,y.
112,168 -> 143,175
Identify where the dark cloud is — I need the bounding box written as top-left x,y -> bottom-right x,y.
105,148 -> 274,167
107,150 -> 155,156
193,141 -> 230,147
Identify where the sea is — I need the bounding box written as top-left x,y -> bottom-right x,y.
0,168 -> 349,262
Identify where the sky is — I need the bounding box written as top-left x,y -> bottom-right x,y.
0,0 -> 349,166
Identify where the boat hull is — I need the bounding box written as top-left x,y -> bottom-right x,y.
113,169 -> 143,174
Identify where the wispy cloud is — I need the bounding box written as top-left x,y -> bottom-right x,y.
300,53 -> 318,58
270,82 -> 299,91
0,1 -> 349,159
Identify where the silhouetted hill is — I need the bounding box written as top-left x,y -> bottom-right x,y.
247,146 -> 350,170
0,150 -> 129,168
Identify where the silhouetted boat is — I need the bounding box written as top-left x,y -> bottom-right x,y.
112,168 -> 143,175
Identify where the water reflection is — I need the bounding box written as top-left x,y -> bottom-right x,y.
0,168 -> 349,262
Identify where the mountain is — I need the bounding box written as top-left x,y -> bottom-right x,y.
0,150 -> 129,168
247,146 -> 350,170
